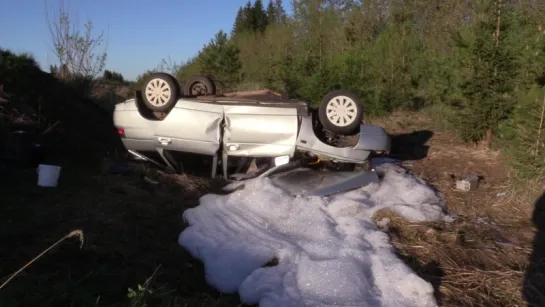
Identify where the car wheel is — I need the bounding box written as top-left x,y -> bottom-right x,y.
183,75 -> 216,97
141,72 -> 180,112
318,90 -> 363,136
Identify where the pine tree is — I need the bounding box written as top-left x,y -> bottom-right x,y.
252,0 -> 268,32
498,20 -> 545,177
455,0 -> 519,145
267,0 -> 277,24
103,69 -> 113,80
199,30 -> 242,90
232,7 -> 246,36
244,1 -> 254,32
274,0 -> 286,23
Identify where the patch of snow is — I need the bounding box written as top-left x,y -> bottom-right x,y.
178,163 -> 449,307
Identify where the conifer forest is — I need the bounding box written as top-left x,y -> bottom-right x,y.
152,0 -> 545,178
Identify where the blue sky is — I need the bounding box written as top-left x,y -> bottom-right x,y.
1,0 -> 291,81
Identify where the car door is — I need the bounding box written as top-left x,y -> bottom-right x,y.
222,103 -> 298,157
153,99 -> 224,156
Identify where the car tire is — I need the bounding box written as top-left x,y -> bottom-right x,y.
318,90 -> 363,136
183,75 -> 216,97
141,72 -> 180,112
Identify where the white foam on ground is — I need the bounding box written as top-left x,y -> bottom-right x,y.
178,163 -> 450,307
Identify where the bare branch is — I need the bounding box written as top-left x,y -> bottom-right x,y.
157,56 -> 182,75
44,0 -> 108,80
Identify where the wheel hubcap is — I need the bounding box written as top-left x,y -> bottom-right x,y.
325,96 -> 358,127
145,78 -> 171,106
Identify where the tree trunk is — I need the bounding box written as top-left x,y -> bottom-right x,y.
485,128 -> 493,148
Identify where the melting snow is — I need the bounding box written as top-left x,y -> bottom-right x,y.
178,163 -> 451,307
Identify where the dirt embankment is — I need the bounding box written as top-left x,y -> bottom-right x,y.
0,50 -> 129,167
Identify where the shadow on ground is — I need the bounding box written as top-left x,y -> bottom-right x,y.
0,163 -> 246,307
523,191 -> 545,306
388,130 -> 434,161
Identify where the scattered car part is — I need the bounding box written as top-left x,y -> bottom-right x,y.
308,170 -> 379,197
222,155 -> 323,193
268,167 -> 380,197
455,173 -> 480,192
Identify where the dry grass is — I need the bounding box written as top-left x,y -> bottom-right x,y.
374,210 -> 531,306
0,229 -> 84,290
370,110 -> 539,307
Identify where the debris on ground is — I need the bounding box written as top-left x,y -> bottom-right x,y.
455,173 -> 480,192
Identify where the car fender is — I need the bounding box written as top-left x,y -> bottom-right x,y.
353,124 -> 391,152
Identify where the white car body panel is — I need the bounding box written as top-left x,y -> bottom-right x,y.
223,104 -> 298,157
113,94 -> 391,177
154,100 -> 224,155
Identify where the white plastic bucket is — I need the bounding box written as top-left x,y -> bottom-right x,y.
37,164 -> 62,187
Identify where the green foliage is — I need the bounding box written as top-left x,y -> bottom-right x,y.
176,56 -> 202,84
0,49 -> 46,96
232,7 -> 248,35
232,0 -> 285,36
197,30 -> 242,91
452,1 -> 519,142
500,87 -> 545,177
497,21 -> 545,177
251,0 -> 268,32
156,0 -> 545,176
102,69 -> 125,82
127,284 -> 150,307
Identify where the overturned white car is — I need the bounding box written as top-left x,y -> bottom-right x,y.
113,73 -> 391,180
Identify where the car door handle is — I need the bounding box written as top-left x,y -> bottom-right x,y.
227,144 -> 239,151
158,137 -> 172,145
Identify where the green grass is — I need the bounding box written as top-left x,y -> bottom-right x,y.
0,163 -> 246,307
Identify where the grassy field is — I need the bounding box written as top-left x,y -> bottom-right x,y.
0,111 -> 540,306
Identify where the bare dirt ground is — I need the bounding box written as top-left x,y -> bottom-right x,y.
370,111 -> 537,307
0,111 -> 539,307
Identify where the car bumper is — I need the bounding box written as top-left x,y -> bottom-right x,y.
353,124 -> 391,152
